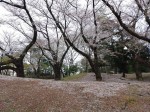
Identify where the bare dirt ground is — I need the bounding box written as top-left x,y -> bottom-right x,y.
0,74 -> 150,112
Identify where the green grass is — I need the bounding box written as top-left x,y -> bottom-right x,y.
62,73 -> 87,81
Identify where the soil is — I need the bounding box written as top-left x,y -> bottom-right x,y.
0,74 -> 150,112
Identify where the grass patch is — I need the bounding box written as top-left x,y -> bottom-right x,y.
124,96 -> 136,104
62,73 -> 87,81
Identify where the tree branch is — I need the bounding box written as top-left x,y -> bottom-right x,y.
102,0 -> 150,43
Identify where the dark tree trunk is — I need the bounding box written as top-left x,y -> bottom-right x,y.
15,60 -> 25,77
94,65 -> 102,81
36,66 -> 41,78
121,61 -> 127,78
88,57 -> 102,81
93,49 -> 102,81
53,64 -> 62,80
136,72 -> 142,80
135,61 -> 143,80
122,64 -> 126,78
122,72 -> 126,78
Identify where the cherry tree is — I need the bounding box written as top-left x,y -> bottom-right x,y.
30,2 -> 71,80
0,0 -> 37,77
36,26 -> 70,80
43,0 -> 116,80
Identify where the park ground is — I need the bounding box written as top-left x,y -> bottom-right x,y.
0,73 -> 150,112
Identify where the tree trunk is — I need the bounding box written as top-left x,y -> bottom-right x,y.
135,61 -> 143,80
136,72 -> 142,80
93,49 -> 102,81
122,63 -> 126,78
122,72 -> 126,78
36,66 -> 41,78
53,65 -> 62,80
15,60 -> 25,77
94,65 -> 102,81
88,57 -> 102,81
